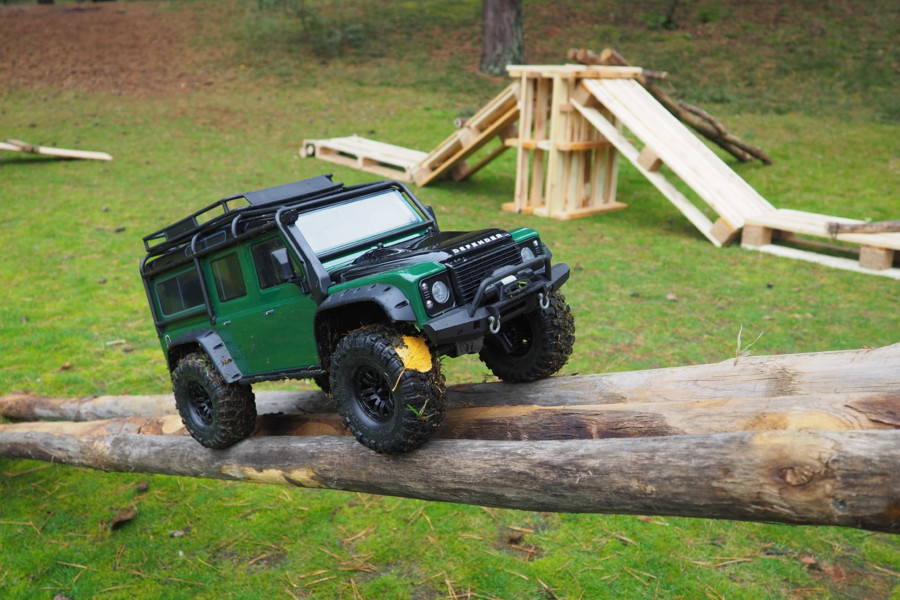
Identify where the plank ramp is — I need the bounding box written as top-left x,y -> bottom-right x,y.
300,135 -> 427,183
578,79 -> 774,242
410,83 -> 520,186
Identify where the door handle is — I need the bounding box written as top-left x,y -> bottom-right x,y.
264,309 -> 275,316
221,320 -> 232,326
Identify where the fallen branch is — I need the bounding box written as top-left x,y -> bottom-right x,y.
1,429 -> 897,532
567,48 -> 773,165
827,220 -> 900,236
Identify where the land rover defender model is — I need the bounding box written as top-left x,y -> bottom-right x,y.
140,175 -> 575,453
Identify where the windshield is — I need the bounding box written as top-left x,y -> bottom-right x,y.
290,189 -> 426,255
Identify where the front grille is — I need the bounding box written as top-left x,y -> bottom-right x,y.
445,242 -> 521,303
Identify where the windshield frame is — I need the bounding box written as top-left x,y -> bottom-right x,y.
288,188 -> 433,261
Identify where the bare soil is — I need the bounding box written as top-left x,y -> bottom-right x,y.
0,2 -> 213,96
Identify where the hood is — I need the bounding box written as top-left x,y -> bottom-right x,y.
334,228 -> 511,282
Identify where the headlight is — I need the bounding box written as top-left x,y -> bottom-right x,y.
431,280 -> 451,304
520,246 -> 536,262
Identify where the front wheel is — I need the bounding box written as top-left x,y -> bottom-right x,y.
172,353 -> 257,449
479,291 -> 575,383
330,327 -> 445,454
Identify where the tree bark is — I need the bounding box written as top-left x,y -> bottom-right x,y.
1,429 -> 897,532
480,0 -> 524,76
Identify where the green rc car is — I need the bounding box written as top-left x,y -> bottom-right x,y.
140,175 -> 575,453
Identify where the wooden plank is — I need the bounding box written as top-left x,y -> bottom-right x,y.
514,75 -> 534,212
507,65 -> 644,79
572,99 -> 722,246
544,75 -> 568,218
1,138 -> 112,161
742,243 -> 900,280
452,140 -> 510,181
710,217 -> 740,245
584,80 -> 774,223
529,78 -> 551,210
583,81 -> 748,227
603,81 -> 774,215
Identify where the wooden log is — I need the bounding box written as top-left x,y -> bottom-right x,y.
566,48 -> 773,165
3,344 -> 898,420
1,429 -> 897,532
827,220 -> 900,235
1,391 -> 895,442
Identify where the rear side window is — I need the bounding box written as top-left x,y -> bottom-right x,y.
252,238 -> 296,289
211,252 -> 247,302
156,269 -> 204,316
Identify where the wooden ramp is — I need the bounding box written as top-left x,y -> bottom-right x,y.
299,135 -> 426,183
574,78 -> 774,246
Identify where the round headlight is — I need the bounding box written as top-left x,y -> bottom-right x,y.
431,280 -> 451,304
520,246 -> 536,262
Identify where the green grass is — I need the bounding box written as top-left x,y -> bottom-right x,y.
1,1 -> 899,598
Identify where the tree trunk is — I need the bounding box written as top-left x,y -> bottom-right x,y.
827,220 -> 900,235
1,429 -> 897,533
480,0 -> 524,76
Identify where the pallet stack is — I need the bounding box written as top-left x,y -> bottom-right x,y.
503,65 -> 636,219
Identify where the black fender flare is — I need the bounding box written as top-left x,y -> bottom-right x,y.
166,329 -> 243,384
315,283 -> 418,324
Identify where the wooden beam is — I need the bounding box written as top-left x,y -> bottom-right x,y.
859,246 -> 894,271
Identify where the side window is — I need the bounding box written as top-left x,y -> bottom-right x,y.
156,269 -> 204,316
252,238 -> 298,289
211,252 -> 247,302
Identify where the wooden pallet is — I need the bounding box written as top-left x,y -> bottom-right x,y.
411,83 -> 520,186
300,135 -> 427,183
502,66 -> 634,220
742,209 -> 900,277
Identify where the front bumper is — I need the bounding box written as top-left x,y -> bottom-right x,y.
422,261 -> 570,353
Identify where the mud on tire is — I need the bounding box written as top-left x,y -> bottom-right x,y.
330,327 -> 445,454
172,352 -> 257,449
480,291 -> 575,383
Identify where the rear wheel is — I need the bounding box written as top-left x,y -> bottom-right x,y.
172,353 -> 256,449
330,327 -> 445,454
480,291 -> 575,382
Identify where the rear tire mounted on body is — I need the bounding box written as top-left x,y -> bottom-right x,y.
480,291 -> 575,383
330,327 -> 445,454
172,352 -> 257,449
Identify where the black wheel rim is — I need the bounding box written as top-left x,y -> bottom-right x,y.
186,381 -> 214,427
351,365 -> 394,422
493,316 -> 534,357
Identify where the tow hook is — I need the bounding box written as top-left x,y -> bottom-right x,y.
538,292 -> 551,310
488,315 -> 502,334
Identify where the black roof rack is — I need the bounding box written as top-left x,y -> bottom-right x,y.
142,175 -> 341,254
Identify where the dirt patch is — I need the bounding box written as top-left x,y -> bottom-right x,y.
0,2 -> 215,96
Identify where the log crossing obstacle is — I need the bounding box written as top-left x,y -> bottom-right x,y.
300,60 -> 898,278
2,344 -> 898,533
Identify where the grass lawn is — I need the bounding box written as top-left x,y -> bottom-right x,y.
0,1 -> 897,598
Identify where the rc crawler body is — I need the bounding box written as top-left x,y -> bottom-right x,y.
140,176 -> 575,453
